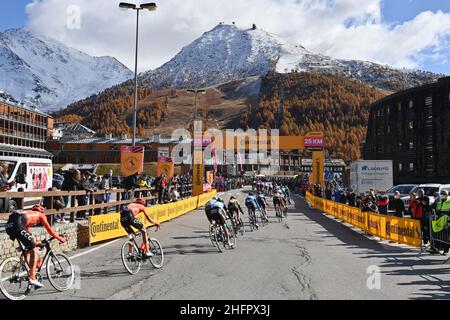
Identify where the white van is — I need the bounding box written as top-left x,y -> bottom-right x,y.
0,156 -> 53,212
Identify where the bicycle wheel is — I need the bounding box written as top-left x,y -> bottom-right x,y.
148,238 -> 164,269
238,218 -> 245,237
0,257 -> 30,301
213,227 -> 223,253
121,241 -> 142,275
248,215 -> 255,232
46,252 -> 75,291
225,226 -> 236,250
209,225 -> 216,246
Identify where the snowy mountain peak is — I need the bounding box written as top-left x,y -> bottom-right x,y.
142,23 -> 443,90
0,28 -> 133,111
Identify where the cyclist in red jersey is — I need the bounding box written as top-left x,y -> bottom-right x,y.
5,204 -> 67,288
120,198 -> 161,257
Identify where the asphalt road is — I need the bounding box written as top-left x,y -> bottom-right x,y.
11,187 -> 450,300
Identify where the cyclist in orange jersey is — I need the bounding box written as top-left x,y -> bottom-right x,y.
120,198 -> 161,257
5,204 -> 67,288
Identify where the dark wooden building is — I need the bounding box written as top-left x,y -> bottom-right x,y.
364,76 -> 450,184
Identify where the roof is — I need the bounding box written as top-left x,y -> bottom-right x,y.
370,76 -> 450,110
301,158 -> 346,166
61,123 -> 96,135
59,136 -> 192,145
0,94 -> 51,118
0,143 -> 53,158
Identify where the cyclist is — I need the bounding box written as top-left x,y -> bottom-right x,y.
5,205 -> 67,288
281,185 -> 291,205
205,198 -> 233,246
273,188 -> 285,218
120,198 -> 161,258
245,193 -> 260,229
257,192 -> 270,222
227,196 -> 245,229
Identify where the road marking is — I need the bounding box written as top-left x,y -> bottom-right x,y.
69,238 -> 122,261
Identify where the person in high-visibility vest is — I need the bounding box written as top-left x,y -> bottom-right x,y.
431,190 -> 450,254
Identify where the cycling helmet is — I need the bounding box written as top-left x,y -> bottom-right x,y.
217,198 -> 224,204
135,198 -> 146,205
230,196 -> 236,200
32,204 -> 45,214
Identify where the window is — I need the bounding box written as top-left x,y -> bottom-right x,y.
398,102 -> 402,111
399,163 -> 403,172
409,100 -> 414,108
387,106 -> 390,115
399,142 -> 403,150
387,125 -> 391,134
409,163 -> 414,172
409,121 -> 414,129
409,142 -> 414,150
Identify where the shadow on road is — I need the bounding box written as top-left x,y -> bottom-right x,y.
293,194 -> 450,300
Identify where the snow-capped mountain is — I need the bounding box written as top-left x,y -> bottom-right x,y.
0,29 -> 133,111
141,24 -> 442,90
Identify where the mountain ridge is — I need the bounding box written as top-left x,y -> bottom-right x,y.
0,28 -> 133,111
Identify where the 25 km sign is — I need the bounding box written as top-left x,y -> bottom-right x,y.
304,137 -> 324,152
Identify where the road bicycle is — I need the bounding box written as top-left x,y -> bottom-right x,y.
209,220 -> 236,253
121,226 -> 164,275
227,212 -> 245,237
0,235 -> 74,301
275,204 -> 284,223
247,207 -> 259,231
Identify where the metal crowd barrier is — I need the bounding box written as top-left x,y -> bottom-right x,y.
423,212 -> 450,261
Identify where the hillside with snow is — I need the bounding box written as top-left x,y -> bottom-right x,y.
141,24 -> 443,91
0,29 -> 133,111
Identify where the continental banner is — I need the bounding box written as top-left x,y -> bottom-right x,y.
367,213 -> 422,248
89,191 -> 216,244
306,192 -> 421,248
198,190 -> 217,207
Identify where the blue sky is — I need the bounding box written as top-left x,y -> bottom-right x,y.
1,0 -> 450,74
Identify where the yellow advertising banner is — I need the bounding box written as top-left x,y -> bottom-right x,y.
306,192 -> 422,248
89,192 -> 215,244
367,213 -> 422,247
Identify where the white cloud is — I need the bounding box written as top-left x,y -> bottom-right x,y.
24,0 -> 450,72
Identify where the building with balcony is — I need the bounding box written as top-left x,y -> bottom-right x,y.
363,76 -> 450,184
0,94 -> 53,159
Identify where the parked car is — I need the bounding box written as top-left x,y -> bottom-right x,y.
410,184 -> 450,206
386,184 -> 418,208
52,173 -> 65,189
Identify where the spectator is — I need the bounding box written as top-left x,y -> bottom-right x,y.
431,190 -> 450,254
122,172 -> 140,202
77,172 -> 97,219
362,199 -> 379,213
407,192 -> 417,216
158,174 -> 168,204
94,174 -> 111,215
347,189 -> 356,207
390,191 -> 406,217
43,187 -> 66,223
0,162 -> 13,213
60,169 -> 81,222
376,193 -> 390,215
412,189 -> 431,245
170,187 -> 180,202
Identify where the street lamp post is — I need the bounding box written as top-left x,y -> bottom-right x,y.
187,89 -> 206,121
119,2 -> 157,147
